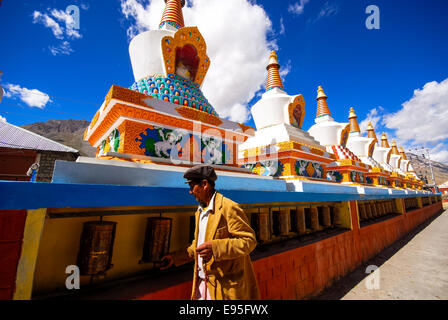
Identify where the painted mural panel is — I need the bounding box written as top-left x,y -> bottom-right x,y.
136,126 -> 190,162
295,160 -> 323,178
99,129 -> 121,156
242,161 -> 284,177
200,135 -> 232,165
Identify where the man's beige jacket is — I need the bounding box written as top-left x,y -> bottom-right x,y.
174,192 -> 260,300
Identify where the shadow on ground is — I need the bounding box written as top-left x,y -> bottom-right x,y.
313,209 -> 446,300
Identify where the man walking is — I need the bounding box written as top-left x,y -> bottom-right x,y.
162,164 -> 260,300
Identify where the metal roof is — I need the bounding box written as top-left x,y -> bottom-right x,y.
0,121 -> 78,153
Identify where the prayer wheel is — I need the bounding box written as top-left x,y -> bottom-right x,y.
321,206 -> 331,227
391,200 -> 397,213
365,203 -> 372,219
279,210 -> 290,236
294,207 -> 306,235
386,200 -> 392,213
371,202 -> 378,218
77,221 -> 117,276
252,212 -> 270,242
359,203 -> 367,221
332,206 -> 342,226
141,217 -> 172,263
375,202 -> 383,216
378,202 -> 384,216
310,207 -> 320,231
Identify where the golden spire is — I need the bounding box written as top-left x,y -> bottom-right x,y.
381,132 -> 390,148
391,139 -> 400,155
159,0 -> 185,30
366,121 -> 377,140
316,86 -> 331,118
348,107 -> 360,133
399,146 -> 408,160
265,51 -> 284,91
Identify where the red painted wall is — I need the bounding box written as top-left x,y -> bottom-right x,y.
0,210 -> 27,300
135,201 -> 443,300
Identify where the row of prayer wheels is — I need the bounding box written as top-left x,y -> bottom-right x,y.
404,197 -> 419,211
358,200 -> 397,222
76,218 -> 172,276
252,206 -> 342,243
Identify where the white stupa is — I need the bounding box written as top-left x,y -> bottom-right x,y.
244,51 -> 323,150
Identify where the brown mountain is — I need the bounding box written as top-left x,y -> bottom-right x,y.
21,119 -> 96,157
406,153 -> 448,186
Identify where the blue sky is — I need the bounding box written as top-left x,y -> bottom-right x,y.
0,0 -> 447,162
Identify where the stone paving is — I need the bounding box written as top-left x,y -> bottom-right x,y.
316,206 -> 448,300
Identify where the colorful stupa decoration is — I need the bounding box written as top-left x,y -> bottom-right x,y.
159,0 -> 185,30
399,146 -> 421,188
308,87 -> 370,184
345,110 -> 390,187
239,52 -> 334,180
372,132 -> 404,187
81,0 -> 425,189
83,0 -> 253,170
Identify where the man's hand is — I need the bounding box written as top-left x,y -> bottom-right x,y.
196,241 -> 213,262
160,255 -> 174,270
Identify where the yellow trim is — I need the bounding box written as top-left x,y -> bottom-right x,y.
13,209 -> 47,300
339,201 -> 353,230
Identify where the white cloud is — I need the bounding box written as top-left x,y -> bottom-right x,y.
317,1 -> 339,19
288,0 -> 310,16
50,9 -> 82,39
49,41 -> 74,56
0,115 -> 6,123
120,0 -> 162,39
120,0 -> 275,123
426,142 -> 448,164
279,17 -> 285,35
279,60 -> 292,84
384,78 -> 448,144
32,11 -> 64,39
32,8 -> 82,55
359,106 -> 385,133
356,80 -> 448,164
4,84 -> 51,109
307,1 -> 339,23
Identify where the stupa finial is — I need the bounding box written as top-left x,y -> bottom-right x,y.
159,0 -> 185,30
399,146 -> 408,160
348,107 -> 360,133
391,139 -> 400,155
366,121 -> 377,140
316,86 -> 331,118
381,132 -> 390,148
265,51 -> 284,91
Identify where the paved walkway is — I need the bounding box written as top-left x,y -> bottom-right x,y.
316,207 -> 448,300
